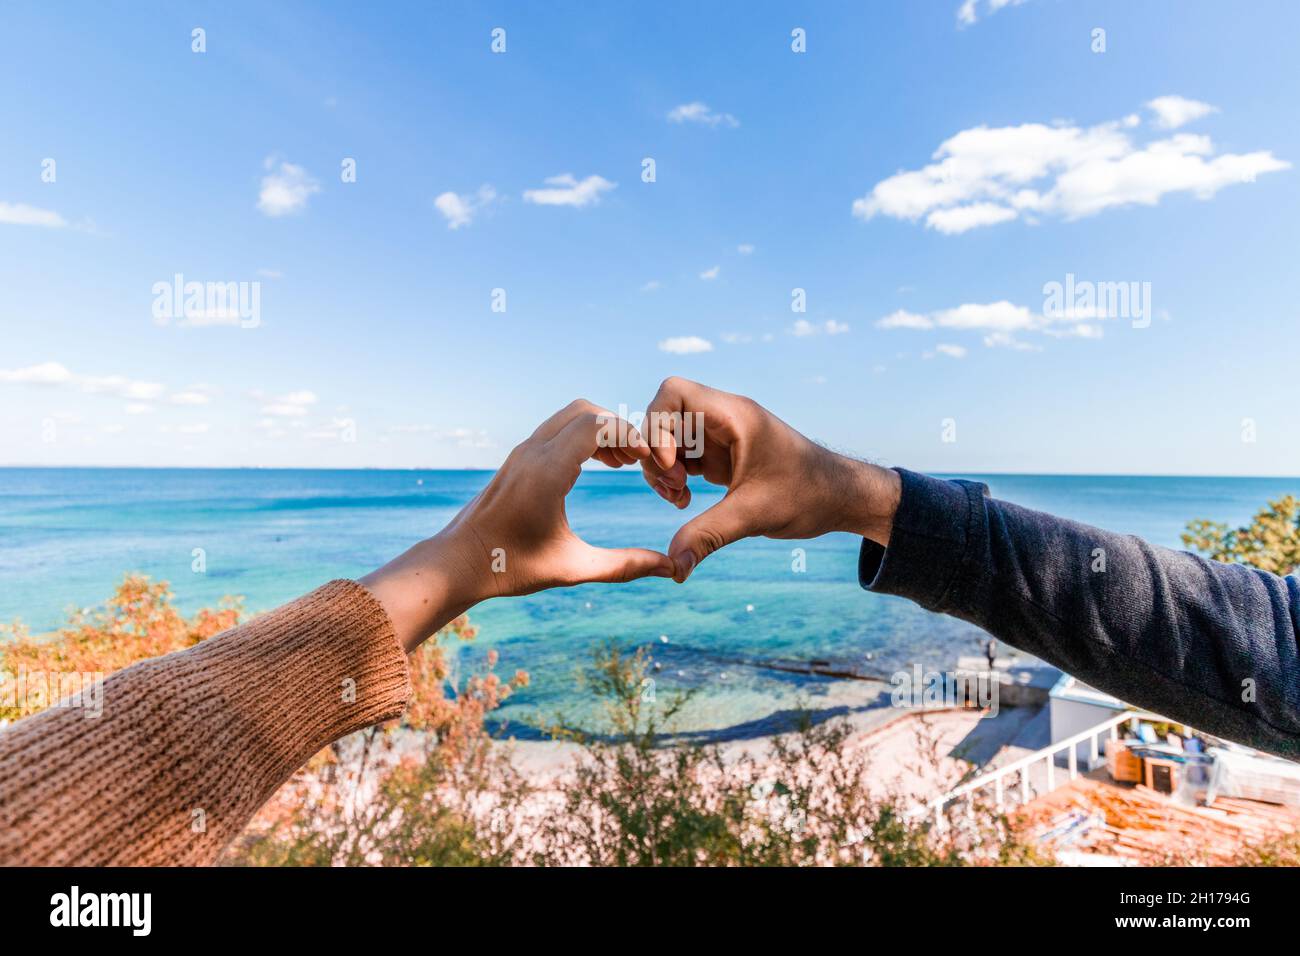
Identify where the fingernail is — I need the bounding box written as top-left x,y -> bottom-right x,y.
672,550 -> 696,582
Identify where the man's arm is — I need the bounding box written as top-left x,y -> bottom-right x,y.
640,377 -> 1300,758
858,468 -> 1300,759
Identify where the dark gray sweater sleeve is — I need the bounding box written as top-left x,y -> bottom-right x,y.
859,468 -> 1300,758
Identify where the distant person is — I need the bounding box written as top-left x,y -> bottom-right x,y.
636,377 -> 1299,762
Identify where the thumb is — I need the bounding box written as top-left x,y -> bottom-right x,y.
571,543 -> 675,584
667,493 -> 753,582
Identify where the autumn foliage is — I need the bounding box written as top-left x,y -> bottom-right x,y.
0,575 -> 240,723
1184,495 -> 1300,576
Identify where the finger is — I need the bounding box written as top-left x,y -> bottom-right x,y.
644,378 -> 694,471
612,446 -> 639,466
570,544 -> 675,584
640,456 -> 687,490
665,483 -> 692,509
640,454 -> 690,510
649,476 -> 691,509
530,398 -> 612,444
593,435 -> 645,469
666,492 -> 754,582
549,410 -> 649,469
657,459 -> 689,490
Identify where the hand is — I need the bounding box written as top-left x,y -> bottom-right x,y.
639,377 -> 902,582
363,400 -> 673,650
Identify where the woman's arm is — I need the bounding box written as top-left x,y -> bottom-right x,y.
0,579 -> 412,866
0,401 -> 670,866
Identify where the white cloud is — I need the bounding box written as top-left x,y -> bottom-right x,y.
932,300 -> 1037,332
792,319 -> 850,337
523,173 -> 616,208
667,102 -> 739,129
434,192 -> 473,228
737,243 -> 755,255
876,310 -> 934,330
261,389 -> 318,417
853,101 -> 1288,233
658,336 -> 714,354
257,158 -> 320,217
1043,322 -> 1104,340
169,390 -> 211,406
0,361 -> 74,385
639,280 -> 662,293
434,184 -> 498,229
699,265 -> 721,280
720,332 -> 752,344
929,344 -> 968,359
877,298 -> 1114,352
958,0 -> 1031,28
81,376 -> 164,401
926,202 -> 1019,234
1147,95 -> 1218,130
256,268 -> 283,279
0,201 -> 67,228
0,361 -> 185,412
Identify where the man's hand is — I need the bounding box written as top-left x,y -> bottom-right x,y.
364,399 -> 673,650
640,377 -> 902,582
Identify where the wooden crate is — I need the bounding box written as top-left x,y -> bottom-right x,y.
1144,758 -> 1181,795
1106,739 -> 1143,783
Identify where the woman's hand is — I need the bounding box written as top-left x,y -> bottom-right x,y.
362,400 -> 674,651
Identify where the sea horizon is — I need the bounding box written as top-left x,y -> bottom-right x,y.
3,464 -> 1299,480
4,467 -> 1297,734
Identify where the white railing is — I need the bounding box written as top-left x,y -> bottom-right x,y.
921,709 -> 1183,830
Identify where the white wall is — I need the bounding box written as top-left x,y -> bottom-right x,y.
1049,695 -> 1122,769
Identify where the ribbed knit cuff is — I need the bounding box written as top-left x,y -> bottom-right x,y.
858,468 -> 990,612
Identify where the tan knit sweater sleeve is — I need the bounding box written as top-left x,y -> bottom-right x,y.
0,580 -> 411,866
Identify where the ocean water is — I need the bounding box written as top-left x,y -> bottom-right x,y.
2,468 -> 1296,735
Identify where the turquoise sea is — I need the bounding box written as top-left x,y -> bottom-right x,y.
2,469 -> 1296,735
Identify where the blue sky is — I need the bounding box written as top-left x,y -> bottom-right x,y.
1,0 -> 1297,474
